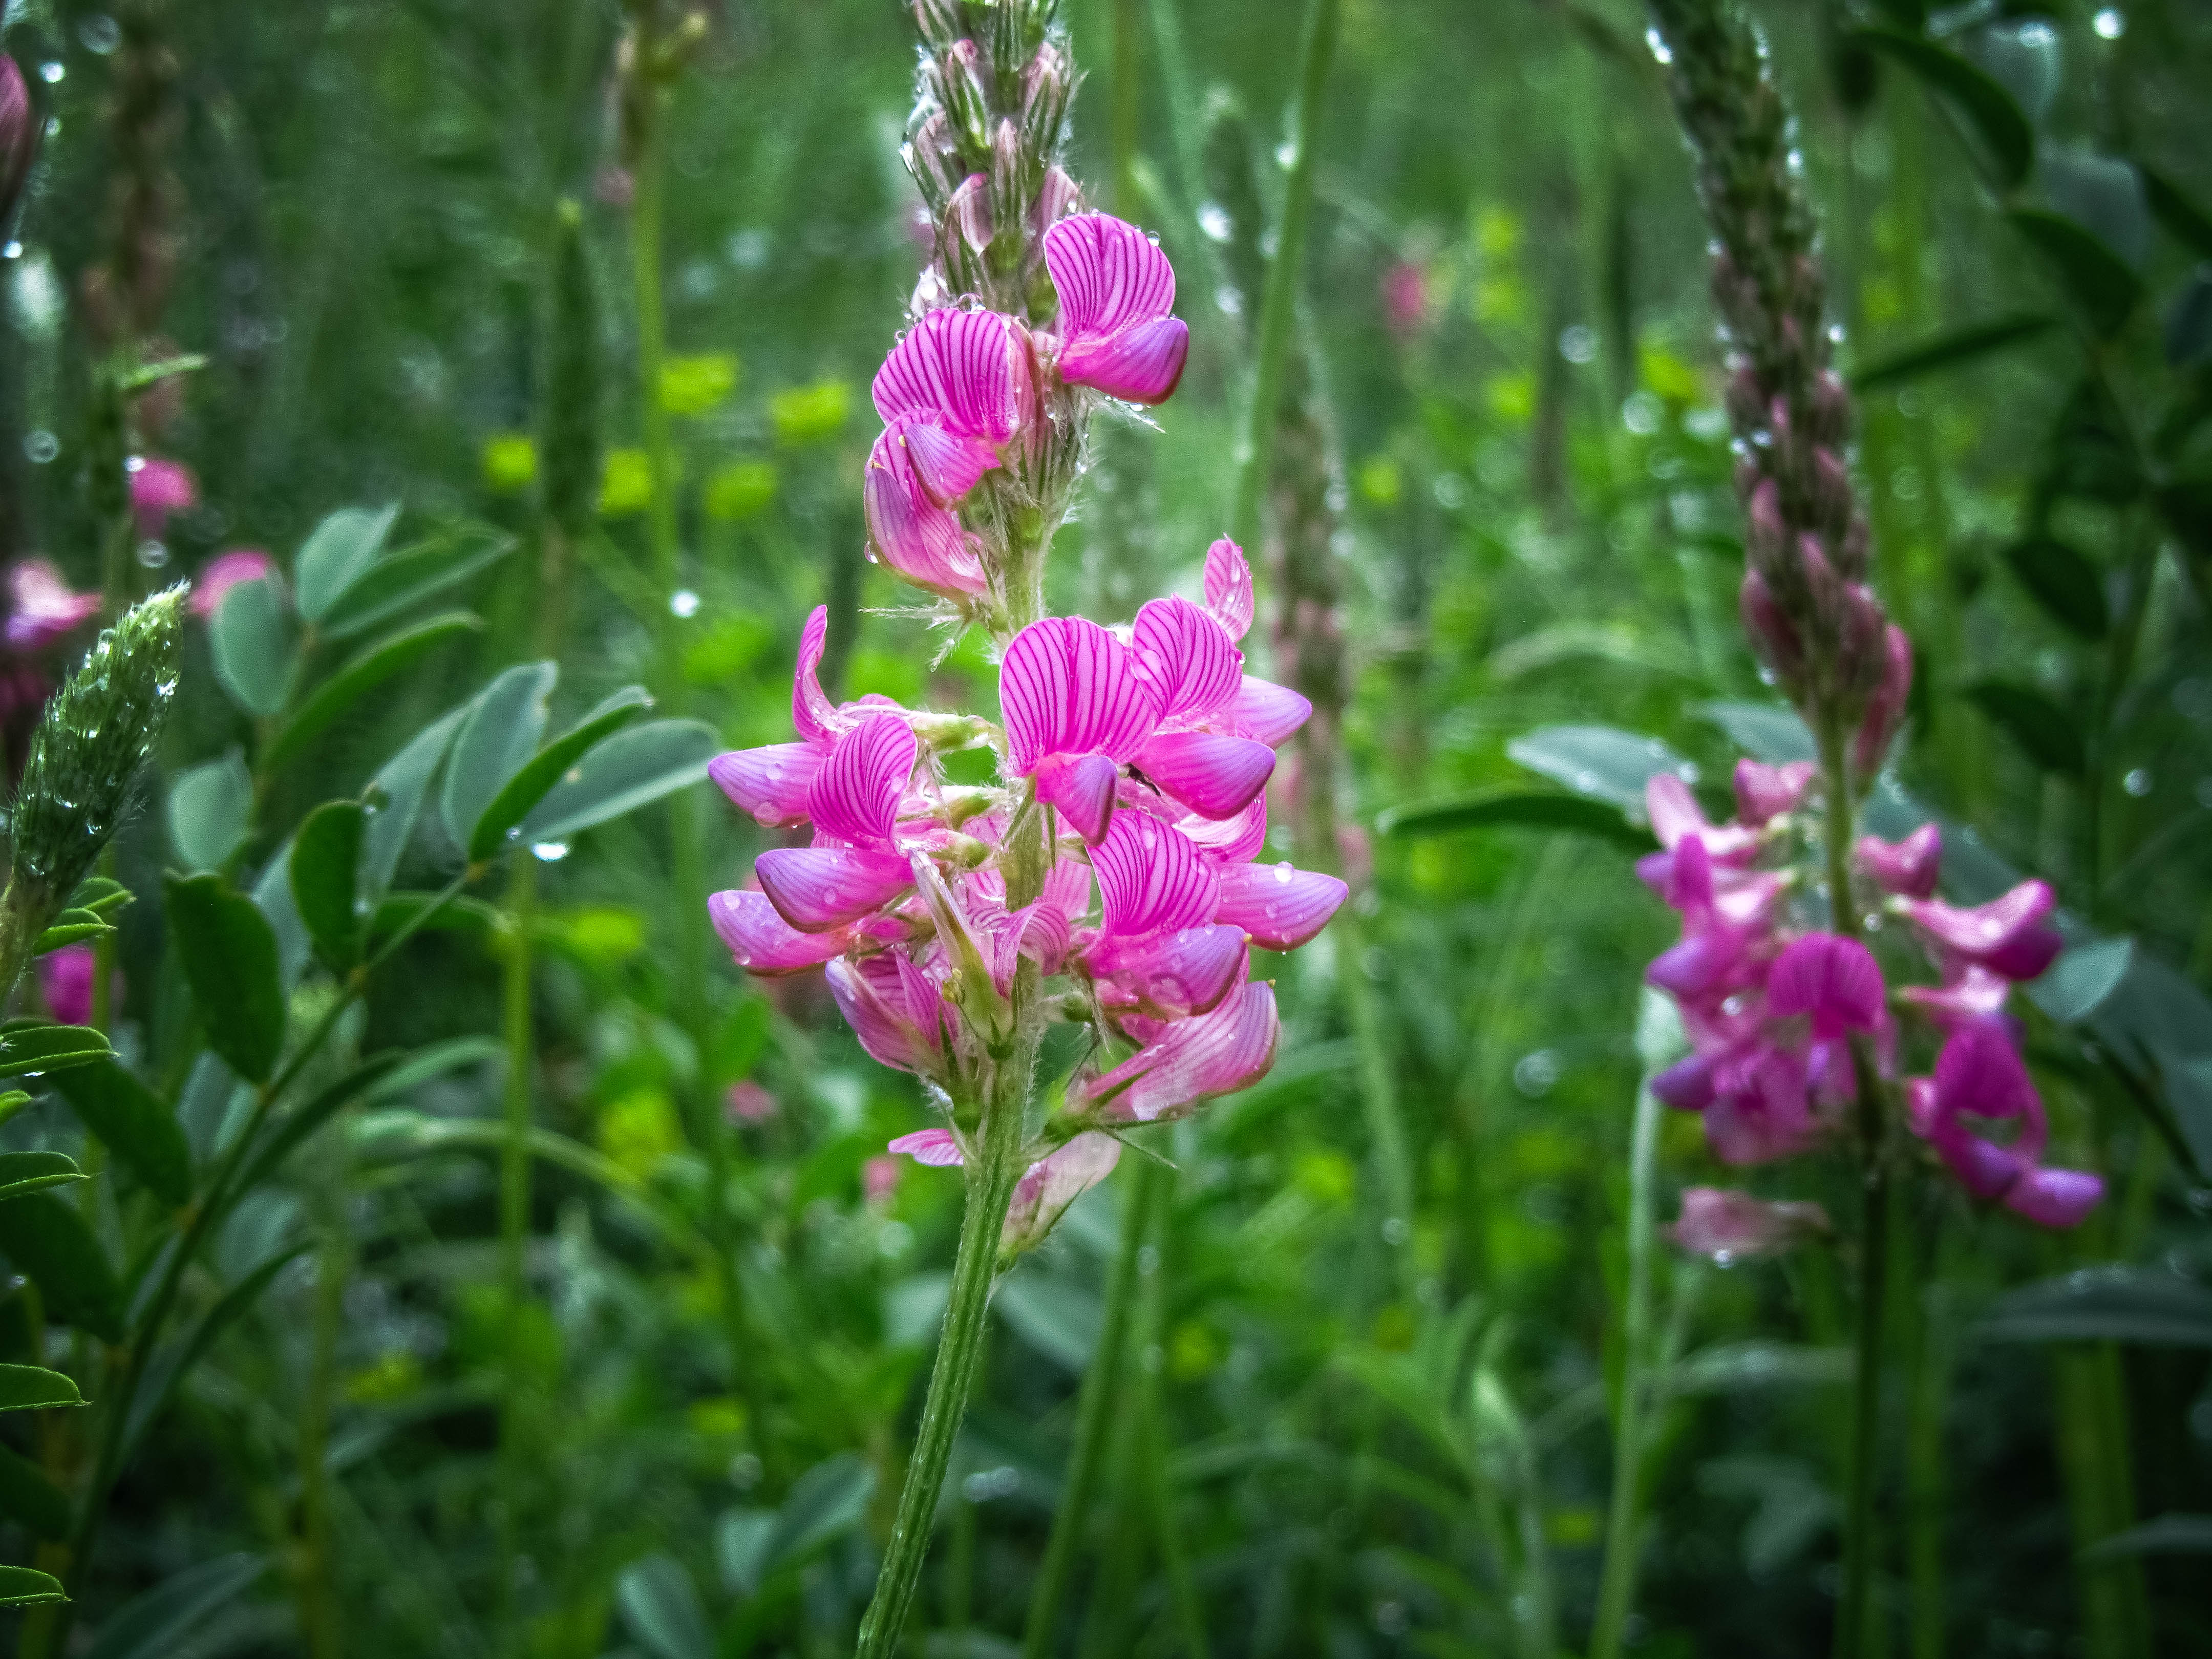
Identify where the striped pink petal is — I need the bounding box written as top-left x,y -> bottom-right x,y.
709,743 -> 823,828
1093,811 -> 1220,939
1132,595 -> 1242,721
870,306 -> 1034,442
1034,752 -> 1123,842
709,890 -> 848,974
755,846 -> 916,932
1094,923 -> 1248,1017
1001,616 -> 1163,774
864,430 -> 989,598
1181,794 -> 1268,864
1226,677 -> 1310,745
1133,731 -> 1275,821
806,713 -> 916,847
793,606 -> 840,743
889,1126 -> 967,1167
1214,861 -> 1348,950
1058,315 -> 1190,405
1003,1133 -> 1121,1254
828,955 -> 942,1074
1078,979 -> 1280,1124
1203,538 -> 1254,642
894,415 -> 1002,505
1766,934 -> 1885,1041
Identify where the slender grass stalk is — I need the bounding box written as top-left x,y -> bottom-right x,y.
1225,0 -> 1338,552
854,1059 -> 1029,1658
298,1119 -> 351,1659
1589,1033 -> 1665,1659
1334,907 -> 1417,1285
1906,1217 -> 1954,1659
496,853 -> 537,1645
1022,1155 -> 1163,1659
1142,1357 -> 1210,1659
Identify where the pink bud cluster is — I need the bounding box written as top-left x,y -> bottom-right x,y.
1,54 -> 35,230
1642,768 -> 2101,1226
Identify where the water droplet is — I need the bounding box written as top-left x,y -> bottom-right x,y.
1197,201 -> 1232,242
23,431 -> 58,464
1273,861 -> 1292,883
1644,25 -> 1673,62
2122,768 -> 2152,797
669,588 -> 701,619
38,60 -> 64,83
531,841 -> 570,862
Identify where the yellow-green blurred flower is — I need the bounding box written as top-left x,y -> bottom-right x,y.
660,353 -> 738,416
599,1087 -> 683,1180
705,459 -> 778,522
771,379 -> 852,446
599,448 -> 654,516
481,432 -> 539,494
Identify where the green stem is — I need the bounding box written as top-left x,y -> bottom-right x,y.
1906,1218 -> 1953,1659
1225,0 -> 1338,552
1022,1156 -> 1162,1659
854,1069 -> 1028,1658
1139,1208 -> 1209,1659
496,852 -> 537,1646
1590,1047 -> 1663,1659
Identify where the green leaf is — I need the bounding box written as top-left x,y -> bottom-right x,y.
1504,725 -> 1695,820
2001,535 -> 2108,639
68,878 -> 134,920
2008,207 -> 2145,338
291,800 -> 367,971
467,687 -> 652,862
363,702 -> 470,902
263,611 -> 484,773
81,1553 -> 267,1659
1965,679 -> 2088,775
1376,788 -> 1657,850
1981,1268 -> 2212,1347
0,1364 -> 84,1411
2142,165 -> 2212,259
33,909 -> 114,954
116,352 -> 209,392
209,577 -> 296,719
0,1444 -> 70,1539
231,1055 -> 405,1199
441,663 -> 557,851
0,1025 -> 115,1078
318,525 -> 516,641
1697,700 -> 1817,763
165,873 -> 286,1084
766,1453 -> 877,1573
1853,27 -> 2033,189
1963,17 -> 2060,124
2082,1515 -> 2212,1560
0,1151 -> 82,1203
2042,151 -> 2151,269
2027,938 -> 2134,1025
1848,313 -> 2055,392
293,503 -> 400,622
2167,270 -> 2212,369
0,1092 -> 32,1131
715,1508 -> 777,1599
0,1564 -> 66,1606
368,891 -> 503,942
616,1555 -> 713,1659
994,1269 -> 1101,1371
0,1194 -> 124,1341
516,718 -> 721,844
1661,1342 -> 1852,1395
52,1060 -> 193,1206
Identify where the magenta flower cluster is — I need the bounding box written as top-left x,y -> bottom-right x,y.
1641,762 -> 2102,1228
708,211 -> 1346,1253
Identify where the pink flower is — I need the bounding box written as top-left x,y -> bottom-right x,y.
752,713 -> 922,932
1732,759 -> 1815,826
724,1080 -> 778,1124
1380,260 -> 1429,342
885,1127 -> 1122,1249
131,457 -> 198,539
1765,934 -> 1884,1043
1000,616 -> 1162,843
1895,880 -> 2063,984
1666,1186 -> 1830,1260
38,943 -> 97,1027
1857,824 -> 1941,899
1124,594 -> 1278,821
1071,977 -> 1280,1124
826,950 -> 950,1079
1076,811 -> 1248,1020
2,55 -> 35,227
1906,1019 -> 2102,1227
4,561 -> 99,650
189,549 -> 275,619
1041,212 -> 1189,405
864,1155 -> 904,1204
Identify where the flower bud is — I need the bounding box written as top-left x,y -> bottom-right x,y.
1745,477 -> 1788,575
912,0 -> 966,51
946,171 -> 992,251
1725,365 -> 1764,436
989,116 -> 1029,237
941,38 -> 992,146
1852,623 -> 1912,780
1807,369 -> 1850,447
1740,568 -> 1804,689
1811,445 -> 1854,537
1,55 -> 35,230
905,111 -> 965,214
1021,40 -> 1071,154
1029,164 -> 1081,239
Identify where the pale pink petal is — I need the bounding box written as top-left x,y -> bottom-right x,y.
870,306 -> 1034,442
1092,923 -> 1247,1017
1898,881 -> 2062,982
187,550 -> 276,621
1214,861 -> 1348,950
1858,825 -> 1942,899
2003,1166 -> 2104,1228
1003,1133 -> 1121,1254
1733,759 -> 1816,826
1181,794 -> 1268,864
828,957 -> 928,1073
1034,751 -> 1123,843
1225,676 -> 1310,745
793,606 -> 840,743
806,713 -> 916,847
894,951 -> 948,1054
894,415 -> 1002,505
889,1126 -> 967,1167
1899,966 -> 2013,1027
864,431 -> 989,598
1853,624 -> 1914,777
130,457 -> 197,534
1203,538 -> 1254,642
1092,811 -> 1220,939
1666,1187 -> 1830,1259
5,561 -> 101,649
709,744 -> 823,828
1058,315 -> 1190,405
1132,594 -> 1242,722
754,846 -> 916,932
1766,934 -> 1885,1040
709,890 -> 848,974
1001,616 -> 1163,773
1134,732 -> 1275,821
1043,212 -> 1176,343
1078,979 -> 1279,1124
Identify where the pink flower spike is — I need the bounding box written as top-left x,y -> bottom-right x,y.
1078,979 -> 1280,1124
805,713 -> 916,846
1132,595 -> 1242,722
38,943 -> 97,1027
1042,212 -> 1189,405
864,429 -> 989,599
4,561 -> 101,650
709,744 -> 824,828
889,1126 -> 967,1167
130,457 -> 197,537
1858,824 -> 1941,899
2004,1165 -> 2105,1228
725,1080 -> 778,1124
871,306 -> 1034,443
1133,731 -> 1276,821
1733,759 -> 1816,826
1003,1133 -> 1122,1255
1225,677 -> 1311,746
1666,1187 -> 1831,1260
1766,934 -> 1885,1041
709,889 -> 850,974
1214,860 -> 1348,951
188,549 -> 275,620
753,846 -> 916,933
1203,538 -> 1255,642
1898,880 -> 2062,982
